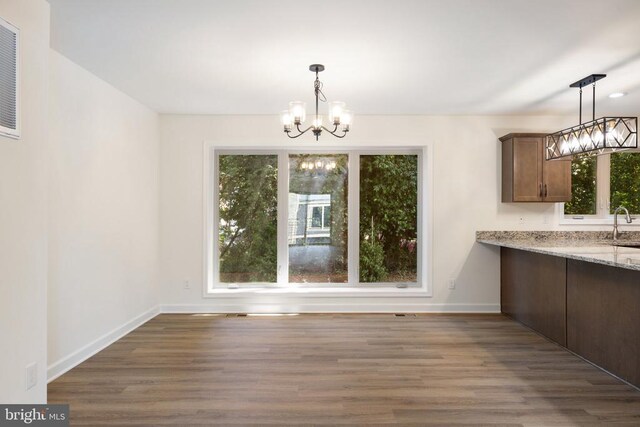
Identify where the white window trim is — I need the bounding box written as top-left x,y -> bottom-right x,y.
559,153 -> 640,226
202,143 -> 433,298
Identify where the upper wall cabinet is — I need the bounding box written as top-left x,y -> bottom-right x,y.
500,133 -> 571,203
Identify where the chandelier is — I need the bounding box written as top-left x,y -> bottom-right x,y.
546,74 -> 637,160
281,64 -> 353,141
299,159 -> 337,172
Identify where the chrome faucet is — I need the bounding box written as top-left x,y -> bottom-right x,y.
613,206 -> 633,241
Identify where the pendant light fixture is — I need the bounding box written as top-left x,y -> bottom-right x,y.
546,74 -> 637,160
281,64 -> 353,141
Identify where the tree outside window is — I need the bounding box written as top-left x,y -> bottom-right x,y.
564,152 -> 640,217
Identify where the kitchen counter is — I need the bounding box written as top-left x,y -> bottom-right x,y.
477,231 -> 640,272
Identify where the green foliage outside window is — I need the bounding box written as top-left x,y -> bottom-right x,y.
359,239 -> 387,282
218,155 -> 278,282
564,154 -> 596,215
359,155 -> 418,282
610,152 -> 640,214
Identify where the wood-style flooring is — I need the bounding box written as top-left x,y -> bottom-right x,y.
48,314 -> 640,425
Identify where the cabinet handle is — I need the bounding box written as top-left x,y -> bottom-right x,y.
539,183 -> 543,198
544,184 -> 548,198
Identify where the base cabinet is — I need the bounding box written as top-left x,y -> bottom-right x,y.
501,248 -> 640,388
567,260 -> 640,387
500,247 -> 566,346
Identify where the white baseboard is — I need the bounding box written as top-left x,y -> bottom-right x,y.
160,303 -> 500,314
47,305 -> 160,383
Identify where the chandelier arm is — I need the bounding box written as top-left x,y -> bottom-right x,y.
321,125 -> 348,138
285,125 -> 313,139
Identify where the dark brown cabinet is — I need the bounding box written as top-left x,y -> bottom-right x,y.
500,133 -> 571,203
500,247 -> 567,346
567,260 -> 640,387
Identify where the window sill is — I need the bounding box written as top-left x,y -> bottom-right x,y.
205,286 -> 431,298
559,217 -> 640,226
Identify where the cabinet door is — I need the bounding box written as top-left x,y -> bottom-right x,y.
512,138 -> 542,202
567,260 -> 640,388
543,158 -> 571,202
501,247 -> 567,346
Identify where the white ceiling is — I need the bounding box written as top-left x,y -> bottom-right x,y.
49,0 -> 640,116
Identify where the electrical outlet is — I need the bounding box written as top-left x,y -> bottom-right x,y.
26,363 -> 37,390
183,279 -> 191,290
448,278 -> 456,290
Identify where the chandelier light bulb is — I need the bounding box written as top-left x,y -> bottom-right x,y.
313,116 -> 323,130
593,130 -> 604,144
329,101 -> 346,125
341,110 -> 353,130
281,110 -> 293,130
289,101 -> 306,124
580,134 -> 590,148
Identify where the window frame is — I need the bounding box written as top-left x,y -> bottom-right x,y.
203,145 -> 433,298
560,153 -> 640,225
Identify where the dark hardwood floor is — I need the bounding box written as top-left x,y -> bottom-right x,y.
48,314 -> 640,425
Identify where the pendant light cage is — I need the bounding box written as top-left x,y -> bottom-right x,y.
546,117 -> 637,160
545,74 -> 638,160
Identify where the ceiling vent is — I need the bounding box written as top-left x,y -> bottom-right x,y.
0,17 -> 19,139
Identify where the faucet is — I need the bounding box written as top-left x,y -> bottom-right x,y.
613,206 -> 633,241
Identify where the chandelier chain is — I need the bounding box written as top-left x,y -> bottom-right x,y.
314,76 -> 327,103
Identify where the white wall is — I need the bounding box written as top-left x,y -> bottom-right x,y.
47,50 -> 160,380
159,114 -> 577,312
0,0 -> 50,403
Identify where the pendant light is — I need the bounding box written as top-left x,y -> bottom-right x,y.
281,64 -> 353,141
546,74 -> 637,160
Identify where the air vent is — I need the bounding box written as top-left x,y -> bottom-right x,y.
0,17 -> 19,139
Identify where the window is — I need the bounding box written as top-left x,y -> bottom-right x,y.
207,148 -> 428,292
288,154 -> 348,283
610,152 -> 640,214
564,151 -> 640,219
360,155 -> 418,283
565,154 -> 597,216
218,155 -> 278,283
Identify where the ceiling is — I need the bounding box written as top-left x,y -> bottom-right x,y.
49,0 -> 640,116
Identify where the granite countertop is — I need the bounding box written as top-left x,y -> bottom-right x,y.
476,231 -> 640,272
